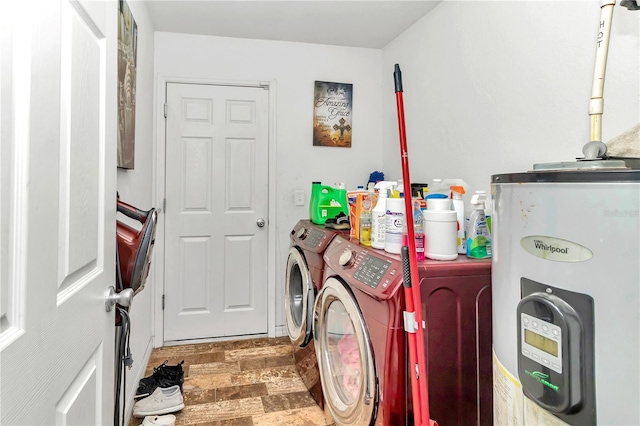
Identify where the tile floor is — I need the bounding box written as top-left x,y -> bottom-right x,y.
129,336 -> 335,426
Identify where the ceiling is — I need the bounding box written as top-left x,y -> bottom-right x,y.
145,1 -> 441,49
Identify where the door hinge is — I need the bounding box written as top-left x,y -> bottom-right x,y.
162,294 -> 165,310
164,103 -> 167,118
162,198 -> 166,212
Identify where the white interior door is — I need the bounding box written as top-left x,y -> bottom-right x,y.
164,82 -> 269,342
0,1 -> 116,424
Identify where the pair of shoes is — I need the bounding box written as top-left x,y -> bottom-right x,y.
133,386 -> 184,418
140,414 -> 176,426
325,212 -> 350,230
136,360 -> 184,399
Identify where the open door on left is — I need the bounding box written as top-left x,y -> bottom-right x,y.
1,1 -> 117,424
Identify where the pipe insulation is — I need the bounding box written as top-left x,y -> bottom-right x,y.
589,0 -> 616,143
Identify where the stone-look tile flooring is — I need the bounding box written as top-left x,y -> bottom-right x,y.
129,336 -> 335,426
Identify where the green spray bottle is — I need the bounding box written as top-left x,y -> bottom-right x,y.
466,192 -> 492,259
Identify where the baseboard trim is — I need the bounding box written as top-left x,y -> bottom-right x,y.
162,333 -> 268,347
123,336 -> 154,425
275,325 -> 287,337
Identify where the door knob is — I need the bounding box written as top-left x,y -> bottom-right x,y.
105,286 -> 134,312
257,218 -> 266,228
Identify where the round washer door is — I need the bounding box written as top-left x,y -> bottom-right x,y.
314,276 -> 378,426
285,246 -> 314,346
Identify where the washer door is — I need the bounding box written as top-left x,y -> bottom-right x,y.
314,277 -> 378,426
285,247 -> 314,347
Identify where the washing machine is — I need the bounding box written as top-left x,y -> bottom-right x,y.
285,219 -> 347,408
314,234 -> 494,426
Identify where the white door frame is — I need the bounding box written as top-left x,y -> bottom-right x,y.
153,75 -> 277,346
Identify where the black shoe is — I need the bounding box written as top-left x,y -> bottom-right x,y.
325,212 -> 350,230
135,360 -> 185,400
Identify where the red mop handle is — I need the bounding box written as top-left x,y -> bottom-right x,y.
401,247 -> 423,426
394,64 -> 435,426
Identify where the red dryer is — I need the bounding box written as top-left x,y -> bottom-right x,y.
314,235 -> 493,426
314,235 -> 408,425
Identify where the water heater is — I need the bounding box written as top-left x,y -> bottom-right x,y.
491,167 -> 639,425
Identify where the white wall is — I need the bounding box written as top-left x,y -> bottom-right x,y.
154,32 -> 383,330
382,1 -> 639,195
115,0 -> 156,412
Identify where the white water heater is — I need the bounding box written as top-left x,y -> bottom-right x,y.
491,166 -> 639,425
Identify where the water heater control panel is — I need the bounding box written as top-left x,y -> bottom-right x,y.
517,278 -> 596,425
520,312 -> 563,374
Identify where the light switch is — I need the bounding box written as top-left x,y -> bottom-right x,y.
294,190 -> 305,206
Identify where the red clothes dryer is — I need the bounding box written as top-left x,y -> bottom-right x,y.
285,220 -> 347,408
314,235 -> 493,426
314,235 -> 408,426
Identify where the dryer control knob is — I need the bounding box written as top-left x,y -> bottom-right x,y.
296,228 -> 308,239
339,249 -> 355,268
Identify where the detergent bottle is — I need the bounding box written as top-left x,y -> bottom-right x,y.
466,191 -> 492,259
309,182 -> 349,225
371,181 -> 396,249
450,186 -> 466,254
413,198 -> 425,261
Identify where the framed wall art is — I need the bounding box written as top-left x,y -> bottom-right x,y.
117,0 -> 138,169
313,81 -> 353,148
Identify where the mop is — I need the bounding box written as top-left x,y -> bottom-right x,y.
394,64 -> 438,426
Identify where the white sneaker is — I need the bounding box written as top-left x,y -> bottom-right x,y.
140,414 -> 176,426
133,386 -> 184,417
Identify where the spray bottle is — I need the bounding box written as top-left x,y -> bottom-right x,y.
371,181 -> 395,249
484,195 -> 493,234
450,186 -> 466,254
466,191 -> 492,259
465,190 -> 486,239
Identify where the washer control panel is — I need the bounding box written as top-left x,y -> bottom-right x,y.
323,236 -> 402,299
354,254 -> 391,289
304,228 -> 325,249
291,220 -> 343,254
520,312 -> 562,374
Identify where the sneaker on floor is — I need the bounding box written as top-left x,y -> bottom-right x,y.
133,385 -> 184,418
140,414 -> 176,426
136,360 -> 184,399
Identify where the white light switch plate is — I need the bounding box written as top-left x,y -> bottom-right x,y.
294,190 -> 305,206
